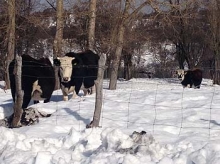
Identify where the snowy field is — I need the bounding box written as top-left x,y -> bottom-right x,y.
0,78 -> 220,164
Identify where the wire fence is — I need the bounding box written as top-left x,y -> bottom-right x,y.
24,78 -> 220,140
3,62 -> 220,139
7,59 -> 216,79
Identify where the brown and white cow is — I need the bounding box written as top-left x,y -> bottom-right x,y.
54,50 -> 99,101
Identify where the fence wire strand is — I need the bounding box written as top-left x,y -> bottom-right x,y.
27,80 -> 219,137
5,62 -> 220,139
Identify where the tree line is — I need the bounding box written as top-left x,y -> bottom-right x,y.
0,0 -> 220,85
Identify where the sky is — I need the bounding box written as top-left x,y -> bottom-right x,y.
37,0 -> 75,11
0,77 -> 220,164
38,0 -> 155,13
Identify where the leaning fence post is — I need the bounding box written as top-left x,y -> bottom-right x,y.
12,55 -> 23,127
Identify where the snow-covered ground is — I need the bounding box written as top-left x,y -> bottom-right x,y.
0,78 -> 220,164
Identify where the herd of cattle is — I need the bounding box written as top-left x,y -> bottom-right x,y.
9,50 -> 99,109
8,50 -> 203,109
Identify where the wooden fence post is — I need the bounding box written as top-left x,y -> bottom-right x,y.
12,55 -> 23,127
87,53 -> 106,128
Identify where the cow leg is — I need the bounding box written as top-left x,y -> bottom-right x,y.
83,88 -> 88,96
66,86 -> 79,99
44,98 -> 50,103
34,100 -> 39,104
91,85 -> 96,94
60,85 -> 69,101
22,96 -> 32,109
189,81 -> 193,88
84,85 -> 95,95
72,81 -> 82,98
186,84 -> 191,88
21,82 -> 35,108
62,91 -> 69,101
196,85 -> 200,89
193,81 -> 201,89
83,79 -> 95,95
80,83 -> 88,96
192,83 -> 201,89
71,90 -> 79,99
61,89 -> 69,101
63,96 -> 68,101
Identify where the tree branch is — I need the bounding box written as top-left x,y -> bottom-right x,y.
45,0 -> 57,11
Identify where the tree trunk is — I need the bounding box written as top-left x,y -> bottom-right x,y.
5,0 -> 16,89
176,43 -> 184,69
12,55 -> 23,128
86,0 -> 107,128
209,0 -> 220,85
88,0 -> 97,51
108,0 -> 148,89
87,53 -> 106,128
213,56 -> 220,84
53,0 -> 64,90
109,0 -> 130,90
124,53 -> 132,80
108,26 -> 125,89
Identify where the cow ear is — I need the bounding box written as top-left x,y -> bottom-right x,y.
54,59 -> 60,66
72,58 -> 79,66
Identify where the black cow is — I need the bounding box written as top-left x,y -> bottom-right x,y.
9,55 -> 55,108
54,50 -> 99,101
180,69 -> 203,89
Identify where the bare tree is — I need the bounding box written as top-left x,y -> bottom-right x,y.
159,0 -> 208,69
88,52 -> 106,128
0,2 -> 8,81
5,0 -> 24,127
16,0 -> 34,56
108,0 -> 130,90
88,0 -> 97,51
109,0 -> 149,90
5,0 -> 16,89
206,0 -> 220,84
11,56 -> 23,127
53,0 -> 64,58
53,0 -> 64,89
87,0 -> 107,128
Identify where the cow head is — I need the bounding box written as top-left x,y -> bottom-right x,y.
54,56 -> 79,82
176,69 -> 186,80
